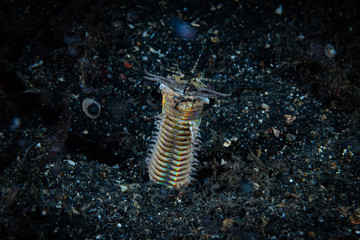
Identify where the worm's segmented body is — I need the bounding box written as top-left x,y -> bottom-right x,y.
147,84 -> 208,187
144,70 -> 229,188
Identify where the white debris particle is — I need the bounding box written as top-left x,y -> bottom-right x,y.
64,159 -> 76,166
261,103 -> 270,111
28,60 -> 44,70
120,185 -> 128,192
324,44 -> 336,58
275,5 -> 283,15
223,139 -> 231,147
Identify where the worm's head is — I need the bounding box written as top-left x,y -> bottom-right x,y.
144,69 -> 230,99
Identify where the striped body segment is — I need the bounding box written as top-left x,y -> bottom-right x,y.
144,69 -> 229,188
146,84 -> 209,188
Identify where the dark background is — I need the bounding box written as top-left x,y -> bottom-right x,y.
1,0 -> 359,239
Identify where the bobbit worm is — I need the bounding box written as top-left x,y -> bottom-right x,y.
144,69 -> 230,188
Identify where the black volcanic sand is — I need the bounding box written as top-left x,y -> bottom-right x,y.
1,1 -> 360,239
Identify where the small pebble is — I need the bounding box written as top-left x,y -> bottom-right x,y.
223,140 -> 231,147
272,127 -> 280,137
324,44 -> 336,58
286,133 -> 296,141
64,159 -> 76,166
149,47 -> 160,54
221,159 -> 227,165
284,114 -> 296,124
211,37 -> 220,43
275,5 -> 283,15
120,185 -> 128,192
28,60 -> 44,70
72,207 -> 81,216
261,103 -> 270,111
